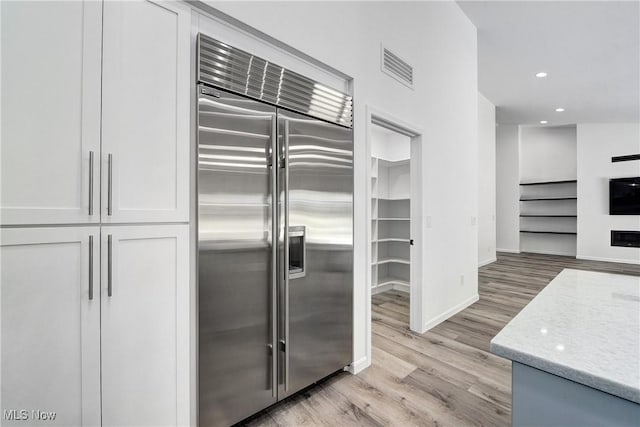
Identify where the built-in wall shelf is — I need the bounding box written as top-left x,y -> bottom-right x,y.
371,154 -> 411,295
377,277 -> 409,287
520,215 -> 577,218
519,179 -> 578,252
520,179 -> 577,186
611,154 -> 640,163
520,197 -> 577,201
520,230 -> 577,235
378,257 -> 410,265
379,158 -> 410,167
375,197 -> 410,201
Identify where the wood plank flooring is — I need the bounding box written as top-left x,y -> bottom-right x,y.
243,252 -> 640,426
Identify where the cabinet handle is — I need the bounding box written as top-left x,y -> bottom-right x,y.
88,235 -> 94,300
107,234 -> 113,297
89,151 -> 94,216
107,153 -> 113,216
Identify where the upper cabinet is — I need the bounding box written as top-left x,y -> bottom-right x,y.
101,0 -> 190,224
1,0 -> 190,226
0,1 -> 102,225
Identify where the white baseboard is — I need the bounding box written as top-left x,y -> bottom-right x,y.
371,283 -> 394,295
523,249 -> 576,257
347,356 -> 370,375
497,248 -> 520,254
392,283 -> 410,293
577,255 -> 640,265
372,282 -> 409,295
478,257 -> 497,267
423,294 -> 479,332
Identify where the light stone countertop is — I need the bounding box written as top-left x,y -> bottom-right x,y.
490,268 -> 640,404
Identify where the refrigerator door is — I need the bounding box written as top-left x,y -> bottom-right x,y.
278,110 -> 353,398
198,86 -> 278,426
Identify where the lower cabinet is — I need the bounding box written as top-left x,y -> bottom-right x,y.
100,225 -> 189,427
1,227 -> 101,426
0,224 -> 189,426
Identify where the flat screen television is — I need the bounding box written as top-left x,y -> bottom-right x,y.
610,177 -> 640,215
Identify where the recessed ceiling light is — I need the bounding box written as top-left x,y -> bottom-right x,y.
535,72 -> 548,78
555,108 -> 565,112
540,120 -> 548,124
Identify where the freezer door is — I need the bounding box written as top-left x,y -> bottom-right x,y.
278,110 -> 353,398
197,87 -> 278,426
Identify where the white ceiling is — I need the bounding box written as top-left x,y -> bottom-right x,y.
457,1 -> 640,125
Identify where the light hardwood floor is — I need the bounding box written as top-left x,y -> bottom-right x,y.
243,252 -> 640,426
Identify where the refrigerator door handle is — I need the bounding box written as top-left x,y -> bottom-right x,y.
281,120 -> 290,393
270,114 -> 278,398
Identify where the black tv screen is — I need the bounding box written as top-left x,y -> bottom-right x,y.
610,177 -> 640,215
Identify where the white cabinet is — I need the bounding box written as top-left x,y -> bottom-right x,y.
2,1 -> 191,424
0,1 -> 102,225
100,225 -> 189,426
1,0 -> 190,227
101,0 -> 190,224
0,227 -> 101,426
1,225 -> 189,427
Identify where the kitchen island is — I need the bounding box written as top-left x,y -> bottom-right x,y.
491,268 -> 640,427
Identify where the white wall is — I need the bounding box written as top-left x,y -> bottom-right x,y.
577,123 -> 640,264
478,93 -> 496,266
496,124 -> 520,252
520,126 -> 577,183
202,1 -> 479,367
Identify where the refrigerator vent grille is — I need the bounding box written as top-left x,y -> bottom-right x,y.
197,34 -> 353,128
381,47 -> 413,88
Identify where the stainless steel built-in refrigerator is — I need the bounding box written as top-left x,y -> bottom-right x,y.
197,35 -> 354,426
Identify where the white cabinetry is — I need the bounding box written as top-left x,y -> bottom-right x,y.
100,225 -> 189,426
0,1 -> 102,225
101,0 -> 190,223
1,227 -> 101,426
0,225 -> 190,427
1,1 -> 191,425
1,0 -> 190,226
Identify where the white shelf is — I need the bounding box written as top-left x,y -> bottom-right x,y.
519,178 -> 578,256
379,158 -> 410,167
377,277 -> 409,287
375,196 -> 410,201
378,257 -> 410,265
371,153 -> 411,292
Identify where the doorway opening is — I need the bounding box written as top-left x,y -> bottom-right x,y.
370,125 -> 411,327
365,107 -> 424,368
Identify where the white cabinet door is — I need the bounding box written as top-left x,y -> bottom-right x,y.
0,227 -> 101,426
100,224 -> 189,427
0,1 -> 102,225
101,0 -> 190,224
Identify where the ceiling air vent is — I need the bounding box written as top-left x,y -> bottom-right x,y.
381,46 -> 414,89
